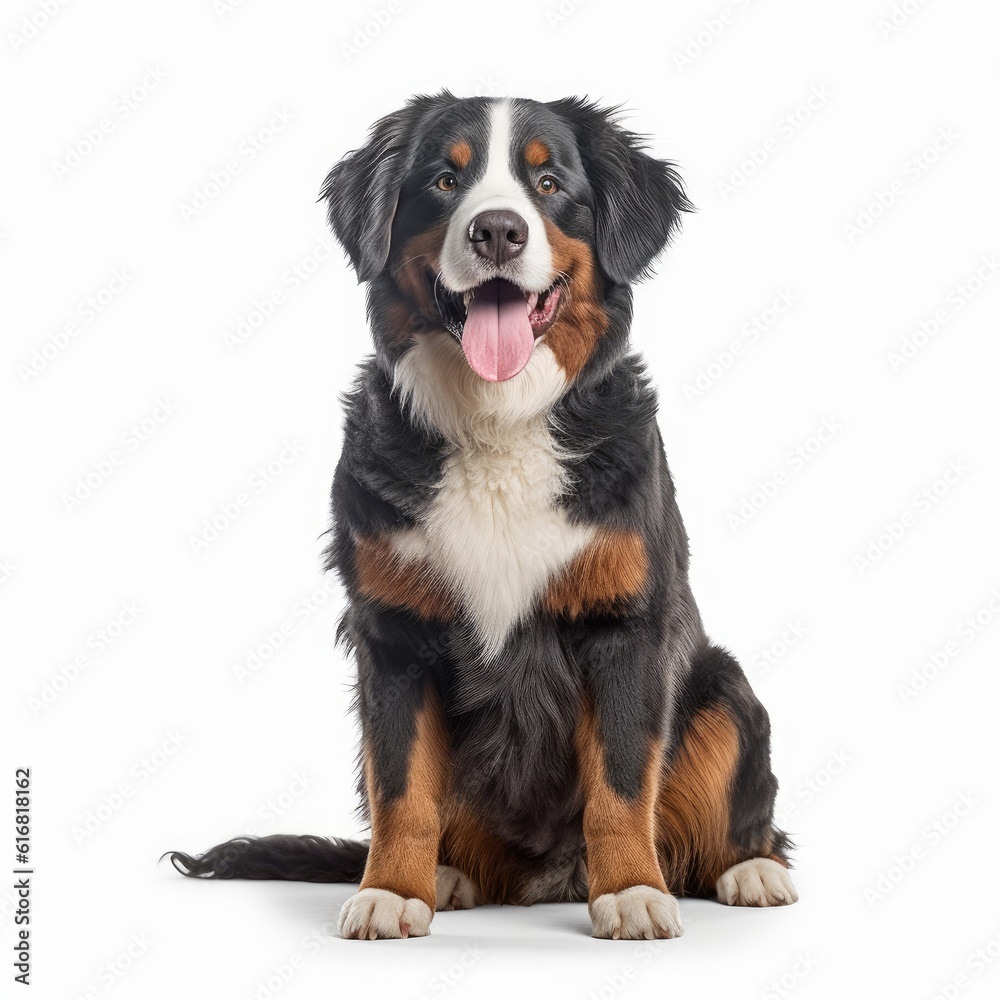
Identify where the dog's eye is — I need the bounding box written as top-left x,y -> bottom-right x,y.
436,173 -> 459,191
537,176 -> 559,195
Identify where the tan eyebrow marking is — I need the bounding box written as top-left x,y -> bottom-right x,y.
449,140 -> 473,169
524,139 -> 550,167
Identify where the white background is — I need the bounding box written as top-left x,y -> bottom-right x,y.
4,0 -> 1000,997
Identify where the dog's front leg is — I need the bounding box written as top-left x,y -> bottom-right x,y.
575,677 -> 683,941
337,614 -> 450,940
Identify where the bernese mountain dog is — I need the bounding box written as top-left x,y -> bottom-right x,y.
168,92 -> 797,941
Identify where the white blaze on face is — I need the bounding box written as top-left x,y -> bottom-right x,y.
440,100 -> 554,294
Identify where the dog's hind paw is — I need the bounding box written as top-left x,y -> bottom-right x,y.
589,886 -> 684,940
435,865 -> 480,911
716,858 -> 798,907
338,888 -> 432,940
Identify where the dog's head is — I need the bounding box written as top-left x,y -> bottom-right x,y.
322,93 -> 691,385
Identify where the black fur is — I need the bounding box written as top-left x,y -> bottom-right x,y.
671,645 -> 792,860
545,97 -> 693,283
167,93 -> 791,906
166,835 -> 368,882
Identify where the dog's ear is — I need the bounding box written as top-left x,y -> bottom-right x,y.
549,98 -> 694,285
320,107 -> 414,283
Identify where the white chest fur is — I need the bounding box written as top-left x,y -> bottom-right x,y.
392,335 -> 593,654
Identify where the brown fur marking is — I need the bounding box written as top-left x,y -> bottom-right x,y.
449,140 -> 472,169
545,528 -> 648,618
542,218 -> 608,381
439,803 -> 531,905
524,138 -> 550,167
389,224 -> 448,315
360,692 -> 450,909
656,706 -> 742,895
354,535 -> 455,620
576,698 -> 668,900
381,296 -> 442,350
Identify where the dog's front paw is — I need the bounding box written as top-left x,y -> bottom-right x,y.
338,888 -> 432,940
589,885 -> 684,940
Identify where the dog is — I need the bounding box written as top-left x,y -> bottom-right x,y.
168,92 -> 797,940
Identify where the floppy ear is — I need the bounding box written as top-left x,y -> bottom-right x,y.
548,98 -> 694,285
320,108 -> 413,283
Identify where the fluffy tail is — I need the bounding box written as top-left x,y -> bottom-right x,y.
165,834 -> 369,883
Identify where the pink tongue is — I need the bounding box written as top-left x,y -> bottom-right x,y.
461,279 -> 534,381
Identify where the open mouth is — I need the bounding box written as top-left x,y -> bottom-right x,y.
435,277 -> 564,382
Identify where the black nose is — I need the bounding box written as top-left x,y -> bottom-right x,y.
468,210 -> 528,266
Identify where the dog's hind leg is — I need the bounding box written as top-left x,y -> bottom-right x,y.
656,645 -> 797,907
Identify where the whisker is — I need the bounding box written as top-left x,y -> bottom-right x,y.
394,251 -> 432,271
550,269 -> 573,308
432,272 -> 444,313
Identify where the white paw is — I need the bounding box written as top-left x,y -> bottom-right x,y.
435,865 -> 480,911
337,888 -> 432,940
589,886 -> 684,940
716,858 -> 798,907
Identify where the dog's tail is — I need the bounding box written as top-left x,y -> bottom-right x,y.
164,834 -> 369,883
